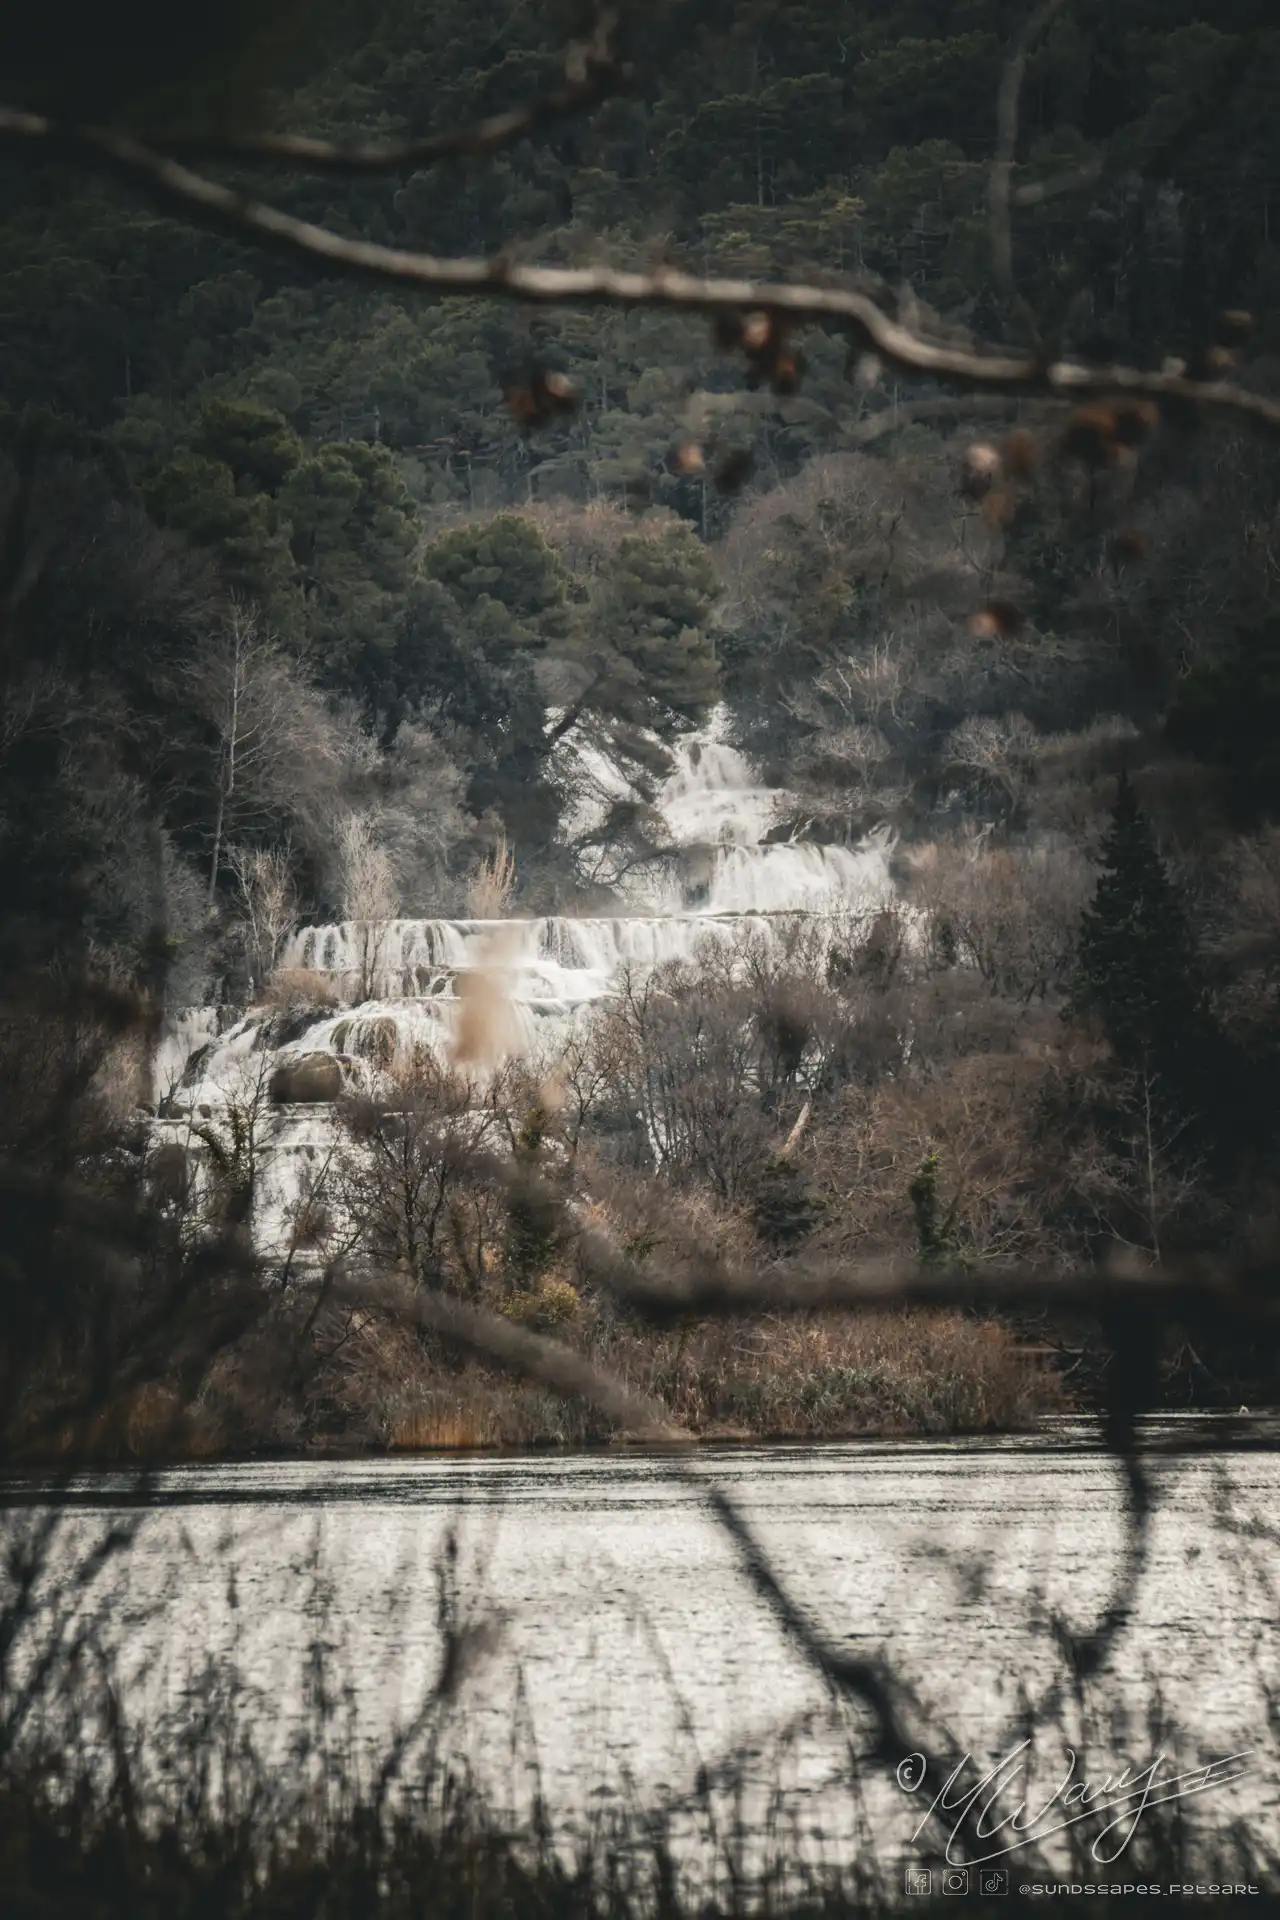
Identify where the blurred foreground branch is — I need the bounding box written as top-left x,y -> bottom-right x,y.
574,1230 -> 1280,1333
0,114 -> 1278,437
356,1280 -> 679,1439
133,7 -> 625,173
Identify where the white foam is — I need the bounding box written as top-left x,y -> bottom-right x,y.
154,707 -> 897,1256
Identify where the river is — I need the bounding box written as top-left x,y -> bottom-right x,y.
3,1422 -> 1277,1888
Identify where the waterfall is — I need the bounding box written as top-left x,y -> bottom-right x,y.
152,710 -> 897,1253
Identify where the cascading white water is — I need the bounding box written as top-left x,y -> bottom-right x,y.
152,711 -> 897,1252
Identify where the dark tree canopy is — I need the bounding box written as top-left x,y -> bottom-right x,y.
1068,774 -> 1210,1085
1167,617 -> 1280,824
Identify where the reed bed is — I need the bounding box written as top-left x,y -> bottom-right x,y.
9,1304 -> 1064,1462
0,1542 -> 1268,1920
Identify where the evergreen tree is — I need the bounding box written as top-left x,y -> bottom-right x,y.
425,514 -> 570,637
1067,774 -> 1209,1083
504,1103 -> 564,1289
1165,616 -> 1280,823
282,438 -> 420,689
908,1151 -> 954,1267
588,524 -> 720,736
752,1153 -> 824,1250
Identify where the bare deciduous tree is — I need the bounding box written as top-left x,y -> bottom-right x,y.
177,601 -> 344,900
467,835 -> 517,919
811,1044 -> 1067,1271
594,943 -> 851,1204
332,809 -> 398,1002
908,835 -> 1090,1001
337,1050 -> 509,1294
227,842 -> 298,994
1057,1068 -> 1207,1270
944,712 -> 1040,813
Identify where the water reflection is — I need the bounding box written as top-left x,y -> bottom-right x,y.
4,1428 -> 1277,1878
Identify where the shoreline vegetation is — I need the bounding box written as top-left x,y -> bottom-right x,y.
11,932 -> 1265,1471
1,1306 -> 1071,1464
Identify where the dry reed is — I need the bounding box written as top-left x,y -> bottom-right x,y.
257,966 -> 340,1012
468,836 -> 518,919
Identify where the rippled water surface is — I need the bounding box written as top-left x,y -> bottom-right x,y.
5,1423 -> 1278,1875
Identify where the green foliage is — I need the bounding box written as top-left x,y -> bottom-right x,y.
908,1151 -> 953,1268
589,524 -> 720,735
407,516 -> 573,836
191,399 -> 303,493
660,74 -> 847,214
425,514 -> 570,637
2,0 -> 1278,954
6,0 -> 1265,523
504,1103 -> 563,1287
752,1154 -> 825,1250
284,439 -> 420,686
143,406 -> 421,700
144,450 -> 296,609
0,0 -> 335,123
0,451 -> 219,983
701,190 -> 866,275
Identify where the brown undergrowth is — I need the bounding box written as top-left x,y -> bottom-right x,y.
388,1309 -> 1064,1451
10,1302 -> 1063,1462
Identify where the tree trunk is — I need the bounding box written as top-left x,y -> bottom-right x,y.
208,783 -> 226,905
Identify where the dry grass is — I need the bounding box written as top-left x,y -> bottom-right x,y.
501,1278 -> 582,1328
327,1296 -> 1063,1452
372,1304 -> 1063,1451
594,1308 -> 1064,1439
257,966 -> 340,1013
467,835 -> 517,919
90,1025 -> 154,1124
10,1277 -> 1063,1463
17,1378 -> 202,1462
387,1393 -> 499,1449
383,1370 -> 602,1449
17,1279 -> 1066,1459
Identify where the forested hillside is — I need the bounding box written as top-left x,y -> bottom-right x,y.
3,0 -> 1280,1452
3,0 -> 1278,972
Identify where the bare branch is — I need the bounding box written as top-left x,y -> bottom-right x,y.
579,1234 -> 1280,1333
358,1282 -> 686,1439
1,109 -> 1276,437
135,8 -> 625,174
990,0 -> 1072,320
1012,155 -> 1104,207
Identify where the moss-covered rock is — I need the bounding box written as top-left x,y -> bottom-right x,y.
269,1052 -> 343,1103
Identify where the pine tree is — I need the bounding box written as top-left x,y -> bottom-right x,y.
1068,775 -> 1209,1083
504,1103 -> 564,1289
590,526 -> 720,736
908,1151 -> 954,1267
752,1154 -> 824,1249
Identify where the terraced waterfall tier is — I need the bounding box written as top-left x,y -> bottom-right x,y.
151,717 -> 898,1255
